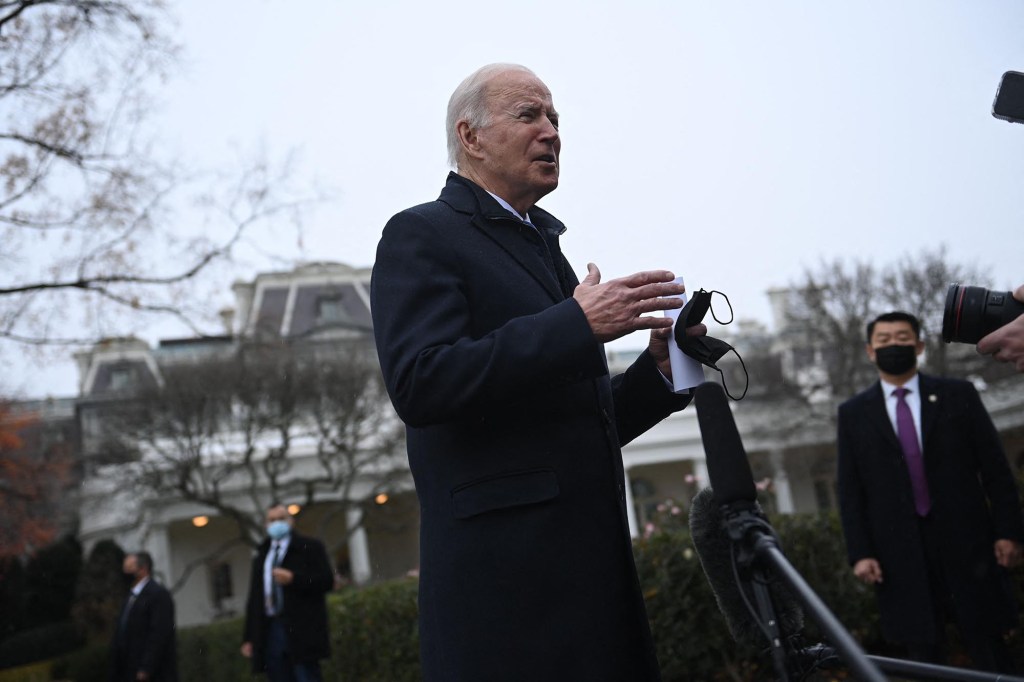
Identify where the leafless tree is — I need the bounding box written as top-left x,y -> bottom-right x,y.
0,1 -> 315,355
779,245 -> 994,424
92,337 -> 407,551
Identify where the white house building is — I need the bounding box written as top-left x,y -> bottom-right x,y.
69,262 -> 1024,627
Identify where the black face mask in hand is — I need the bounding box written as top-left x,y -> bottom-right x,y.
673,289 -> 749,400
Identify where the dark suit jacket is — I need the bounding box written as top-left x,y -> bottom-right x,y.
837,372 -> 1023,644
110,579 -> 178,682
242,532 -> 334,672
371,173 -> 691,681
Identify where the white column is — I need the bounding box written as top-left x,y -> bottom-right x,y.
623,467 -> 639,538
693,459 -> 710,490
145,523 -> 173,586
346,507 -> 372,585
770,449 -> 795,514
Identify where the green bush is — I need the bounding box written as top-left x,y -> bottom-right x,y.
51,642 -> 108,682
326,578 -> 420,682
0,621 -> 82,670
634,529 -> 766,681
38,512 -> 1024,680
0,661 -> 51,682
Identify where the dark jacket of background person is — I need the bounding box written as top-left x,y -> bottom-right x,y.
242,532 -> 334,674
837,373 -> 1023,644
371,172 -> 691,681
109,579 -> 178,682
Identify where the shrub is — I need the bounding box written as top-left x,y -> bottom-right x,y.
72,540 -> 126,646
0,621 -> 83,670
23,536 -> 82,631
326,578 -> 420,682
51,642 -> 108,682
176,617 -> 250,682
634,529 -> 767,681
0,661 -> 51,682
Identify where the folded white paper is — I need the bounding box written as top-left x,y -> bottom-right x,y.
664,277 -> 705,394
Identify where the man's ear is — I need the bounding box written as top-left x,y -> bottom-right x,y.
865,343 -> 876,363
914,340 -> 925,356
456,120 -> 484,160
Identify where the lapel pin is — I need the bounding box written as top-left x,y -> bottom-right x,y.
928,394 -> 937,403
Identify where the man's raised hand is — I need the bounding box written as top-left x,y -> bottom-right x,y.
573,263 -> 686,343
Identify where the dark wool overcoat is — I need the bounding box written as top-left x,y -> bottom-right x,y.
371,173 -> 691,681
837,373 -> 1023,644
242,532 -> 334,673
109,579 -> 178,682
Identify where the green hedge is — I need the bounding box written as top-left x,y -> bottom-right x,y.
0,621 -> 82,670
39,511 -> 1024,680
326,578 -> 420,681
50,643 -> 107,682
0,661 -> 51,682
176,617 -> 251,681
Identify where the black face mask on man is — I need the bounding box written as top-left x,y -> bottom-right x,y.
673,289 -> 748,400
873,344 -> 918,375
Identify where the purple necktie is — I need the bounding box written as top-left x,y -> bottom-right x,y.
894,387 -> 931,516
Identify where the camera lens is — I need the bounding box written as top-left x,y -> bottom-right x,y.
942,282 -> 1024,344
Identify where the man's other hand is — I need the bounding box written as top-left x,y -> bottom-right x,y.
853,558 -> 883,584
995,539 -> 1023,568
650,324 -> 707,378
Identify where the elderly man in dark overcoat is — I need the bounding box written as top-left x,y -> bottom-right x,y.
371,63 -> 705,681
837,311 -> 1024,672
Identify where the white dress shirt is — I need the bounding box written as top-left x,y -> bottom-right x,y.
880,372 -> 923,451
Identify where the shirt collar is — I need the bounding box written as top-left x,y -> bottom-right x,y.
132,576 -> 150,597
880,371 -> 920,397
486,191 -> 532,225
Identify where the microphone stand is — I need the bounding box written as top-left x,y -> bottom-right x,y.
723,502 -> 887,682
726,504 -> 1024,682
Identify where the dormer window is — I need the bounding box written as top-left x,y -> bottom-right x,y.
315,294 -> 348,324
109,366 -> 135,390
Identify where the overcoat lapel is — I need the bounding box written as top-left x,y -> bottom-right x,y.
472,211 -> 565,302
917,373 -> 941,456
439,172 -> 566,303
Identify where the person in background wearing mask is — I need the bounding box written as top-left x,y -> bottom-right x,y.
836,311 -> 1024,673
110,552 -> 177,682
241,503 -> 334,682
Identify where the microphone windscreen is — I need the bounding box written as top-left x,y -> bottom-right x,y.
689,487 -> 805,647
695,382 -> 756,505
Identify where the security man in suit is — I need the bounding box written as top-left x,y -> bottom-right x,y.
371,63 -> 706,681
837,311 -> 1024,672
241,503 -> 334,682
110,552 -> 177,682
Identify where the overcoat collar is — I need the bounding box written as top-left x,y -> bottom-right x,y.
437,172 -> 569,302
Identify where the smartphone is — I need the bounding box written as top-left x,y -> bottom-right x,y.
992,71 -> 1024,124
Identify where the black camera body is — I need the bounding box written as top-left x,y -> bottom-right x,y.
942,283 -> 1024,344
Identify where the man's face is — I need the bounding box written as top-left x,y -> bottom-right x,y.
123,555 -> 138,579
467,70 -> 560,212
866,320 -> 924,363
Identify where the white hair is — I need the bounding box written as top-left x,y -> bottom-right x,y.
445,63 -> 536,169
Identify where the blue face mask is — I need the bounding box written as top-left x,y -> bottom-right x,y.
266,520 -> 291,540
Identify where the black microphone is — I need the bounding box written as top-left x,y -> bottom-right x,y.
693,382 -> 887,682
689,486 -> 805,647
694,382 -> 755,506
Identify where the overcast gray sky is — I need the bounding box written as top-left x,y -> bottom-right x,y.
15,0 -> 1024,397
